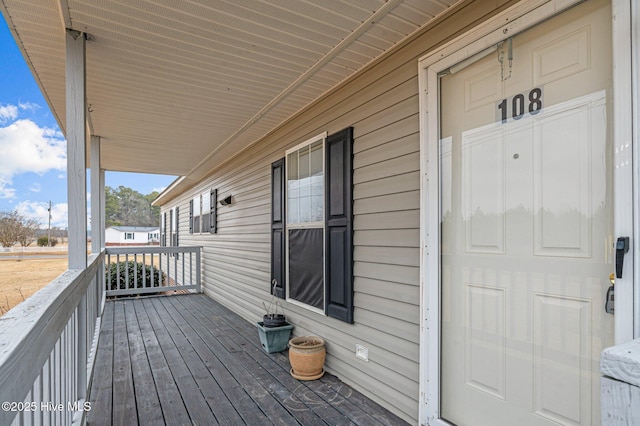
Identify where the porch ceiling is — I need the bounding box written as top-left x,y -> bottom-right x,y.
1,0 -> 457,197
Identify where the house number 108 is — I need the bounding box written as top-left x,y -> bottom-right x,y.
497,87 -> 543,123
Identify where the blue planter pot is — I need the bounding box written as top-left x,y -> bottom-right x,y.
256,321 -> 293,353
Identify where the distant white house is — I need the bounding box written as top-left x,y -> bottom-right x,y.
105,226 -> 160,246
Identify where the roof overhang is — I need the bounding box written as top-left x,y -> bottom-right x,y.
1,0 -> 460,204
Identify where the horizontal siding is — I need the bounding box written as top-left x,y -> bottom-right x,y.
355,229 -> 420,248
354,245 -> 419,267
159,1 -> 517,422
354,190 -> 420,214
355,171 -> 420,199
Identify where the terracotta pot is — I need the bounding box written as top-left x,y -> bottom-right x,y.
288,336 -> 326,380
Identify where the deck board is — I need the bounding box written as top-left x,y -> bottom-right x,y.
131,298 -> 191,425
87,294 -> 409,426
111,302 -> 138,425
87,302 -> 113,425
124,301 -> 163,425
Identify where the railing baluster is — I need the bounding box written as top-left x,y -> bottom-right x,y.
142,253 -> 146,289
34,370 -> 42,426
196,248 -> 201,293
133,253 -> 137,291
116,254 -> 120,291
44,357 -> 51,426
54,339 -> 60,425
78,294 -> 87,406
107,253 -> 111,293
125,254 -> 129,290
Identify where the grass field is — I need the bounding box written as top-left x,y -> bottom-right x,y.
0,257 -> 68,315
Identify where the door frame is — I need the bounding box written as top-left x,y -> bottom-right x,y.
416,0 -> 638,424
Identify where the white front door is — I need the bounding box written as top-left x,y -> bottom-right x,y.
437,1 -> 614,424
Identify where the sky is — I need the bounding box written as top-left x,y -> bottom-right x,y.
0,17 -> 176,229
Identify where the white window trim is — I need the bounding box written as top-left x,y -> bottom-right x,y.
416,1 -> 591,424
193,193 -> 202,235
285,132 -> 328,315
285,132 -> 327,156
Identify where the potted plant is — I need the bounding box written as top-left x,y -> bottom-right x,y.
256,280 -> 293,353
262,280 -> 287,327
288,336 -> 326,380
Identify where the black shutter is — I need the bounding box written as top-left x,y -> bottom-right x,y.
325,127 -> 354,323
189,199 -> 194,234
210,189 -> 217,234
271,158 -> 286,299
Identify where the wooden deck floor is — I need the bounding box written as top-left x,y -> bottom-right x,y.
87,294 -> 409,425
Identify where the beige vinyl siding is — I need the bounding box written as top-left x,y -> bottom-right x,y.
160,1 -> 516,422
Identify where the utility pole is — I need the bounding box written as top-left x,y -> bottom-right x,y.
47,200 -> 52,247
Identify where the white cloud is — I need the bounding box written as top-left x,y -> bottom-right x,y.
29,183 -> 41,193
0,178 -> 16,199
152,186 -> 166,193
0,118 -> 66,180
18,101 -> 41,113
0,104 -> 19,123
16,200 -> 68,228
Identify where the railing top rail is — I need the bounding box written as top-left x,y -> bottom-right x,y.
0,251 -> 104,415
105,246 -> 201,255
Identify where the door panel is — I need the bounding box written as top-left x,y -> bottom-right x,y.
439,1 -> 613,425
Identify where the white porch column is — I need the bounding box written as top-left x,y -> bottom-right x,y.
90,135 -> 104,253
66,29 -> 87,269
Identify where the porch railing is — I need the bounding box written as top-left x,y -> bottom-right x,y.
0,252 -> 105,426
105,246 -> 201,297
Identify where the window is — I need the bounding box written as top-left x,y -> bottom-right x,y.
271,127 -> 354,323
192,195 -> 201,234
189,189 -> 217,234
124,232 -> 134,240
286,136 -> 325,311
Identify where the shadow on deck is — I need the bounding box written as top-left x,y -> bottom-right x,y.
87,294 -> 408,425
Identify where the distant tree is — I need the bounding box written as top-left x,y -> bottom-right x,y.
105,186 -> 121,227
144,191 -> 161,226
0,211 -> 22,247
0,210 -> 40,248
105,186 -> 160,227
17,216 -> 40,247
